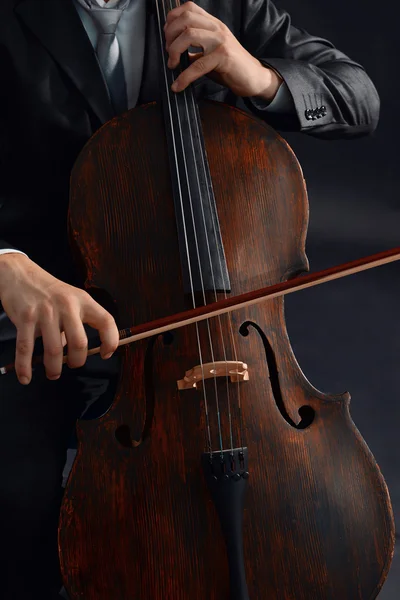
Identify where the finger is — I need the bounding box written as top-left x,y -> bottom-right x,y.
14,321 -> 36,385
165,1 -> 208,25
165,13 -> 218,52
40,317 -> 65,380
62,316 -> 88,369
171,51 -> 219,91
82,300 -> 119,359
168,29 -> 220,70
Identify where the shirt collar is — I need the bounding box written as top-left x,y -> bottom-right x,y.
78,0 -> 131,9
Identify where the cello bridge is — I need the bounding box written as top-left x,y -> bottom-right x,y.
177,361 -> 249,390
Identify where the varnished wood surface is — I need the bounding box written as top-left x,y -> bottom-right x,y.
59,101 -> 395,599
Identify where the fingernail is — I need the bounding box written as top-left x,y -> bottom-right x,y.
171,81 -> 179,91
103,352 -> 113,359
20,376 -> 30,385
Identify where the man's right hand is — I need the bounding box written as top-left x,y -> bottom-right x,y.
0,253 -> 119,385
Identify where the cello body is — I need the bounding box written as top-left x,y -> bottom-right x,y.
59,99 -> 394,599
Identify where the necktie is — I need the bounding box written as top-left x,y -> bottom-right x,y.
89,7 -> 128,114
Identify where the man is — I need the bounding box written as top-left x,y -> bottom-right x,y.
0,0 -> 379,598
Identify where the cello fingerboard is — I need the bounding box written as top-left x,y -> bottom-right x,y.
154,0 -> 231,296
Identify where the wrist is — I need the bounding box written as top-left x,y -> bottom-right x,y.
253,62 -> 283,102
0,253 -> 31,295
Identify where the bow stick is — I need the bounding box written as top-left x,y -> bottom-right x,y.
1,246 -> 399,375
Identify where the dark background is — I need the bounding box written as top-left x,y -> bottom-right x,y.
271,0 -> 399,596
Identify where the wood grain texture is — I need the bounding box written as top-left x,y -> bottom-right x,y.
59,101 -> 395,599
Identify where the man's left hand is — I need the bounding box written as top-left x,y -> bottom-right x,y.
164,1 -> 282,99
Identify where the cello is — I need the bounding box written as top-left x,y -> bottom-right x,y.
56,0 -> 395,597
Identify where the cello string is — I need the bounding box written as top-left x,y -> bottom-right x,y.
181,0 -> 245,455
166,0 -> 238,456
164,0 -> 239,456
155,0 -> 212,454
171,0 -> 243,455
157,0 -> 223,455
179,62 -> 235,456
186,69 -> 245,452
162,0 -> 226,456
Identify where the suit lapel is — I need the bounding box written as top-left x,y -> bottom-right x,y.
14,0 -> 114,124
13,0 -> 219,123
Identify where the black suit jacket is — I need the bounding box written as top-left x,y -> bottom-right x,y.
0,0 -> 379,275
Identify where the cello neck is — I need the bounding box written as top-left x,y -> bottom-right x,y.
153,0 -> 231,295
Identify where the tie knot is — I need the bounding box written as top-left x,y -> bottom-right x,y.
90,8 -> 124,34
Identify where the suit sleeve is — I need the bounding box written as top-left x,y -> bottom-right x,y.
239,0 -> 380,139
0,241 -> 20,251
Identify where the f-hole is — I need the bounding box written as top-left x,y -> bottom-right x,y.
114,331 -> 175,448
239,321 -> 315,430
